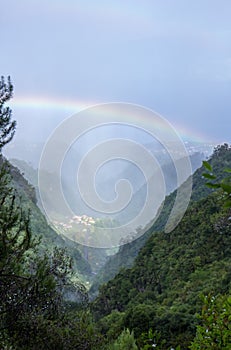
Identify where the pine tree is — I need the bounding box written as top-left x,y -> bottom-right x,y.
0,76 -> 16,151
0,77 -> 71,348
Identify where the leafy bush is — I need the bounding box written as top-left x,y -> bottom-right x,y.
190,294 -> 231,350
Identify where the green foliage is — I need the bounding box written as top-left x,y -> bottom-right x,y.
0,161 -> 101,349
107,329 -> 138,350
93,189 -> 231,347
139,329 -> 167,349
98,310 -> 126,341
124,303 -> 156,338
0,164 -> 33,330
0,170 -> 72,346
202,147 -> 231,209
190,294 -> 231,350
0,76 -> 16,151
191,143 -> 231,202
11,310 -> 103,350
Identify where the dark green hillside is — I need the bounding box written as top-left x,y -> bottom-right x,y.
0,156 -> 92,279
90,144 -> 231,295
92,189 -> 231,348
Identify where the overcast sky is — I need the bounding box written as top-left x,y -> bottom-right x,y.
1,0 -> 231,146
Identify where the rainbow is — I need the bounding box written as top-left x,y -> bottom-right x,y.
9,95 -> 217,144
9,95 -> 91,113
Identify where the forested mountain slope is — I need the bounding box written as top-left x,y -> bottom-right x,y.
0,156 -> 92,279
90,144 -> 231,296
92,175 -> 231,348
